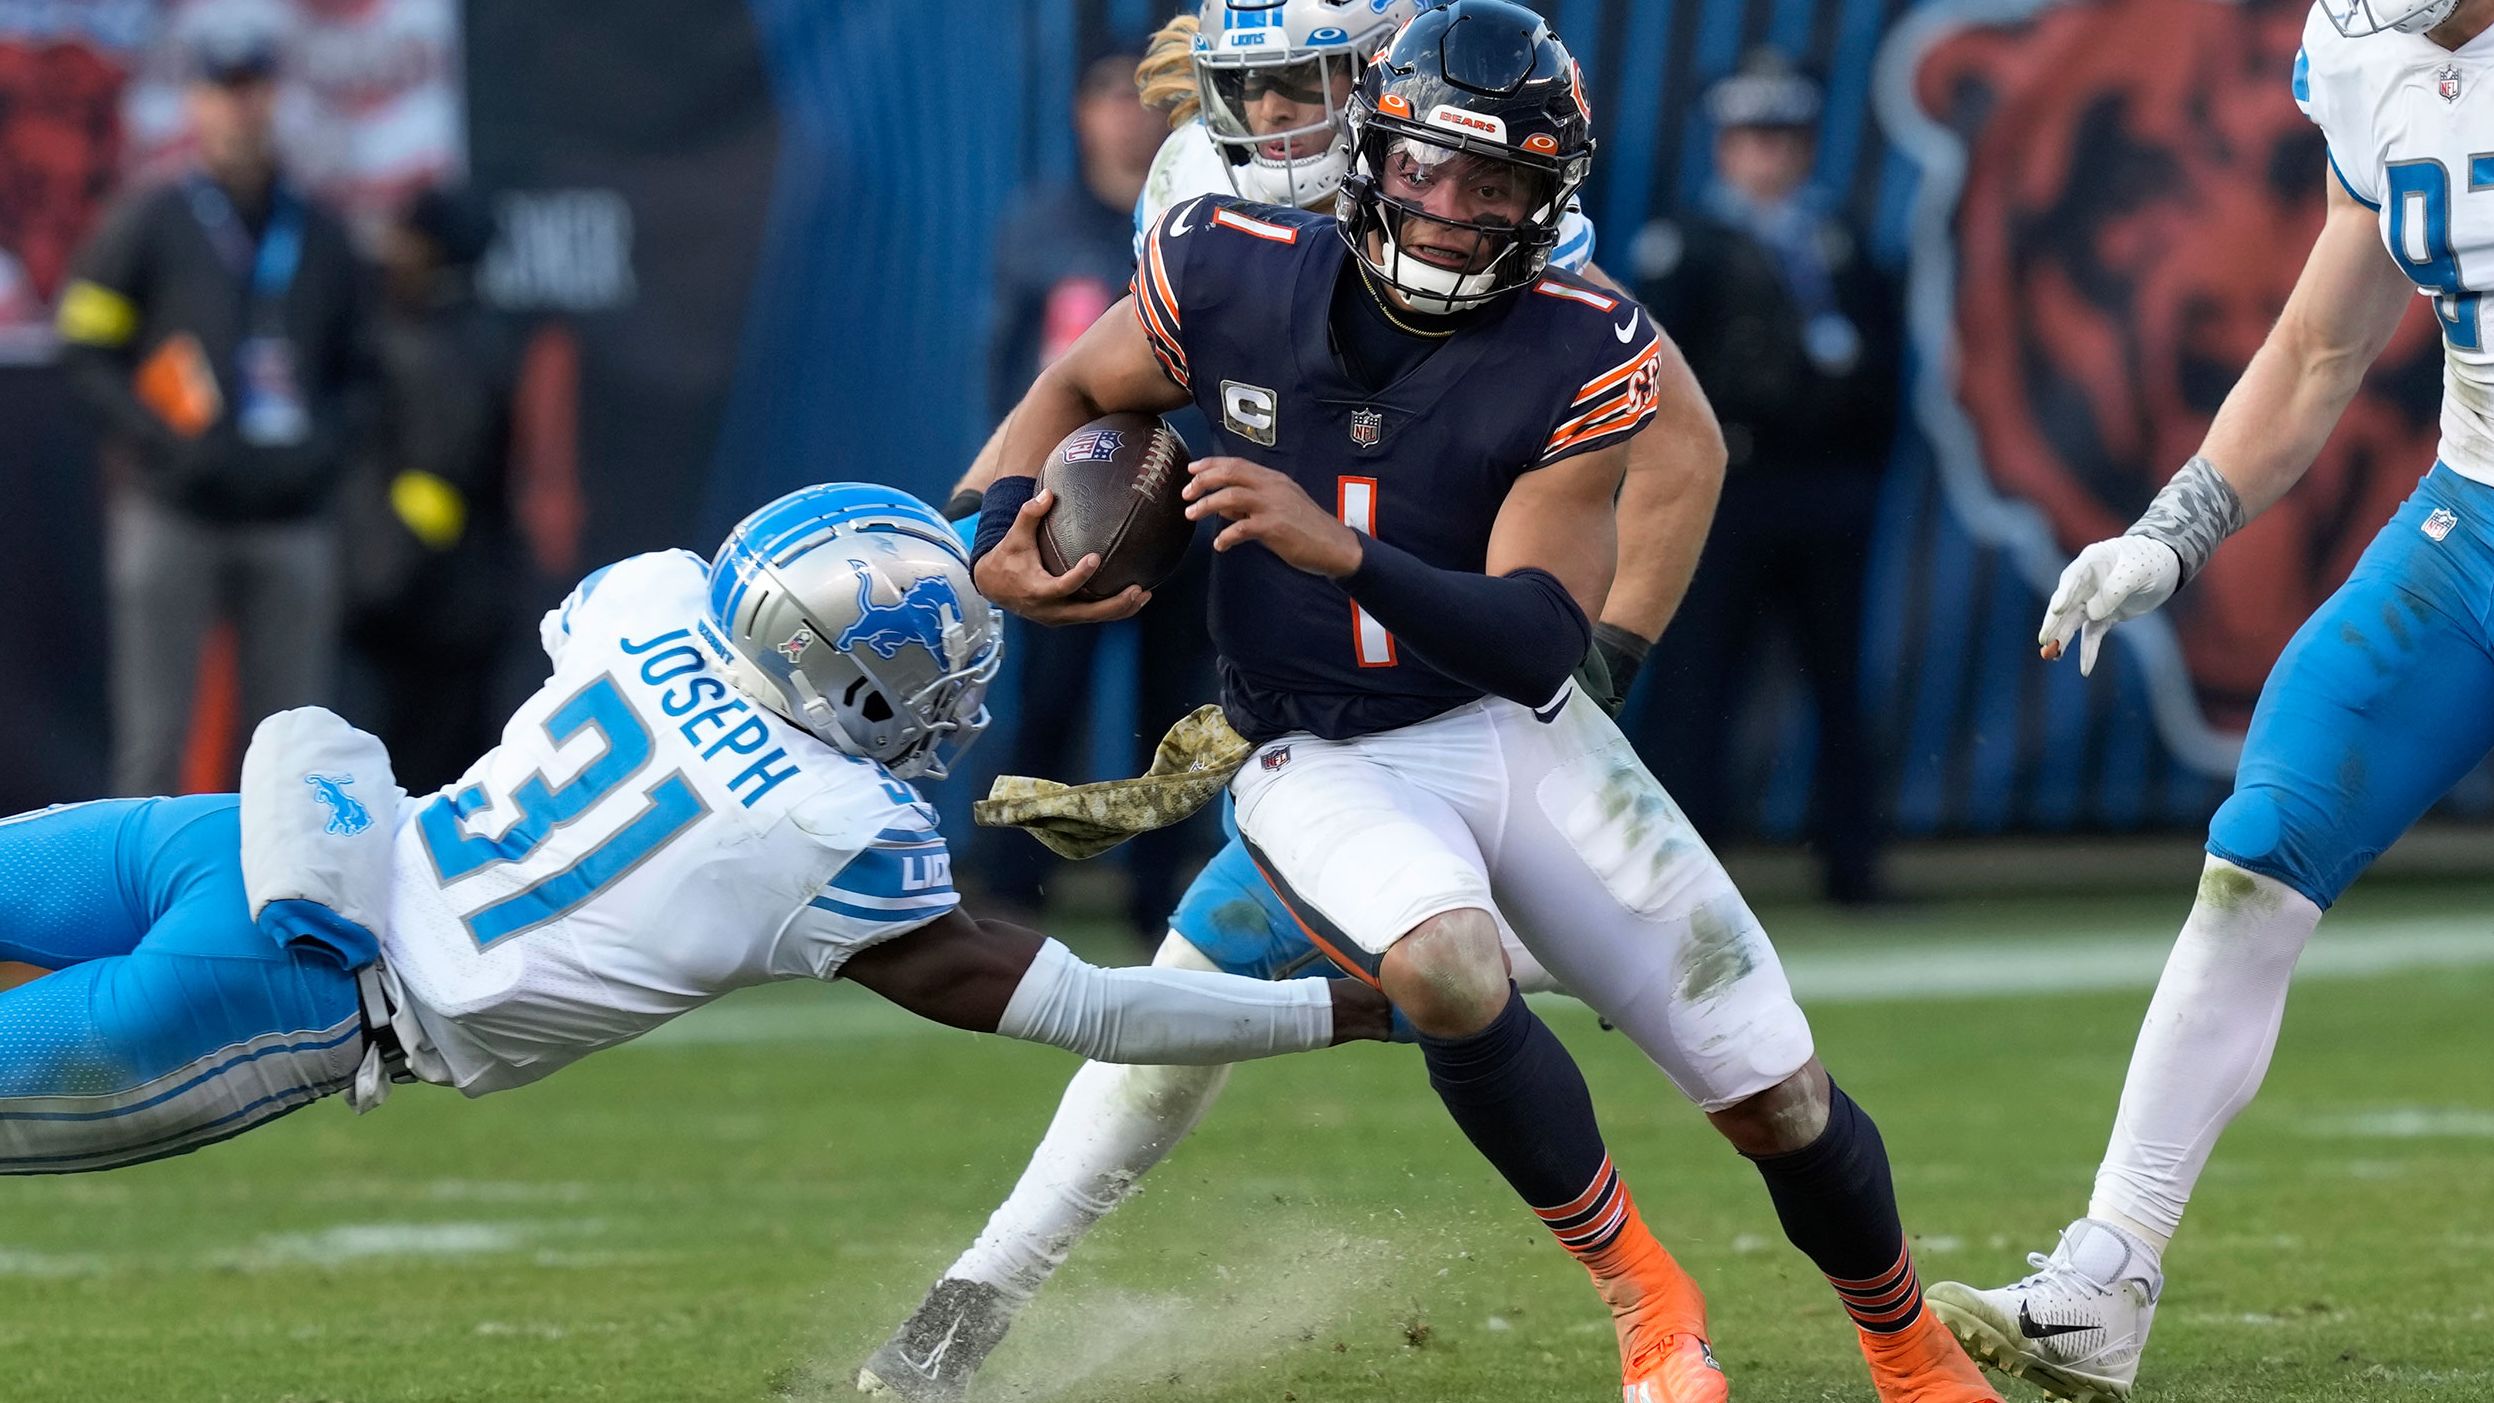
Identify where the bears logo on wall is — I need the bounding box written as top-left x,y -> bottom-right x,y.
1882,0 -> 2441,769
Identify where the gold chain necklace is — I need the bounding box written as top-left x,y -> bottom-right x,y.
1357,266 -> 1460,339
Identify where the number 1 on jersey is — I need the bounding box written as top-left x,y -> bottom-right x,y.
1337,476 -> 1396,668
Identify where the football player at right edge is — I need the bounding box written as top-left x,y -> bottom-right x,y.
1930,1 -> 2494,1398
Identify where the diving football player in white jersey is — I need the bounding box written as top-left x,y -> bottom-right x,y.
0,484 -> 1390,1178
1929,2 -> 2494,1398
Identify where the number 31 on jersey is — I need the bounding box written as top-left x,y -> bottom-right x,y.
417,674 -> 708,949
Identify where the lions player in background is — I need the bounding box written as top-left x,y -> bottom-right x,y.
1129,0 -> 1593,276
0,484 -> 1392,1177
1929,1 -> 2494,1397
910,8 -> 2000,1403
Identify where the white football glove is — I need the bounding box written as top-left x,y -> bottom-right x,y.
2038,535 -> 2181,676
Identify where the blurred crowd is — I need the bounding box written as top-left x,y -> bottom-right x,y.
62,28 -> 540,803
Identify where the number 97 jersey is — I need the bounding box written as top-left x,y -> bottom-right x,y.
2298,8 -> 2494,480
381,550 -> 958,1096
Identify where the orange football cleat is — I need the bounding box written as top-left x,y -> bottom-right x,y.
1858,1308 -> 2002,1403
1585,1220 -> 1727,1403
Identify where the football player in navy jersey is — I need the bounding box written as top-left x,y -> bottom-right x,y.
931,7 -> 1997,1403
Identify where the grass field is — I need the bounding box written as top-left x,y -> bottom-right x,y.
4,876 -> 2491,1402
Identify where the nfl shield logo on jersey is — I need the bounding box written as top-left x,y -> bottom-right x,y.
2424,507 -> 2460,541
1260,745 -> 1291,772
1349,408 -> 1383,449
2440,64 -> 2463,102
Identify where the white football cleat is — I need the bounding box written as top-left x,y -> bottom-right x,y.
857,1278 -> 1012,1402
1926,1219 -> 2162,1403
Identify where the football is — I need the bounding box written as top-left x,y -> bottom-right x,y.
1036,412 -> 1194,601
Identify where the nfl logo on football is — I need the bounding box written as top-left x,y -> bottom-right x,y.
1349,408 -> 1383,449
1062,428 -> 1126,463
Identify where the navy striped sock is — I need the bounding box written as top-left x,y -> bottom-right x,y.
1418,987 -> 1625,1254
1746,1083 -> 1924,1333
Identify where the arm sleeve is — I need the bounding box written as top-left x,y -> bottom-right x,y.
1541,307 -> 1665,465
776,822 -> 961,979
1130,197 -> 1202,390
1343,540 -> 1591,706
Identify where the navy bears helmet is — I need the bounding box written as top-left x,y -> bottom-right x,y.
1335,0 -> 1595,312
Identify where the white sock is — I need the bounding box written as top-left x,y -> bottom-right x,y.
2087,859 -> 2320,1256
950,934 -> 1234,1304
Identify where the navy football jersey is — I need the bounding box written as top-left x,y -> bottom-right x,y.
1132,194 -> 1664,741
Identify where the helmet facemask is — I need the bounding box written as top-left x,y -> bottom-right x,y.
703,494 -> 1002,782
1338,125 -> 1577,314
1198,48 -> 1363,207
2322,0 -> 2463,33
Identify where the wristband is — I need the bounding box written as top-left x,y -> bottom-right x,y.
2125,456 -> 2244,585
1593,622 -> 1652,701
970,476 -> 1040,568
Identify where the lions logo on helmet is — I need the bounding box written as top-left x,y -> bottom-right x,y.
834,563 -> 969,667
702,484 -> 1002,780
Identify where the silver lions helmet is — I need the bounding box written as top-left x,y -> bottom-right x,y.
1192,0 -> 1418,208
699,483 -> 1001,780
2323,0 -> 2462,34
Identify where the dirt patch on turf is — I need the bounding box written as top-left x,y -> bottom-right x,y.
789,1229 -> 1405,1402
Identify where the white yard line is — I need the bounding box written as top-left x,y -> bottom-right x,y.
629,915 -> 2494,1049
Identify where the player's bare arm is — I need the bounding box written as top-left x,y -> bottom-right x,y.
2196,172 -> 2416,516
840,907 -> 1391,1052
972,295 -> 1190,626
950,411 -> 1014,506
1599,331 -> 1723,672
2040,171 -> 2415,672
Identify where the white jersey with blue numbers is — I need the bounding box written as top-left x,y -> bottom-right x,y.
1131,119 -> 1597,274
380,550 -> 958,1096
2299,6 -> 2494,480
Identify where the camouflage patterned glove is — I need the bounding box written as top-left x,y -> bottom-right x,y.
974,704 -> 1251,859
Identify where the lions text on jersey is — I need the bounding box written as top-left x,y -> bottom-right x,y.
2299,7 -> 2494,475
384,551 -> 959,1095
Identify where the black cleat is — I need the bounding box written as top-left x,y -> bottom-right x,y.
856,1278 -> 1013,1402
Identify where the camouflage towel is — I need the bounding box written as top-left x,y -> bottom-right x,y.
974,704 -> 1251,859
